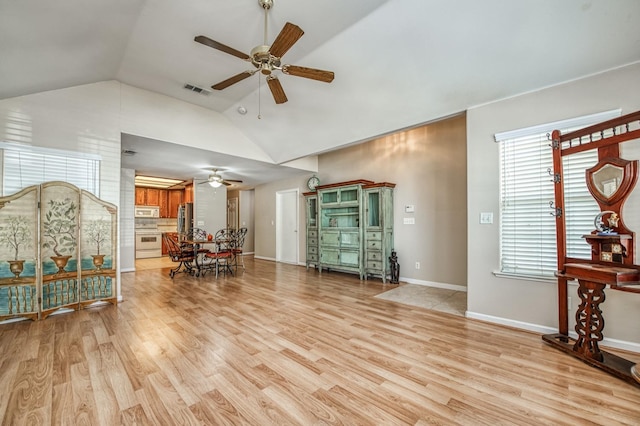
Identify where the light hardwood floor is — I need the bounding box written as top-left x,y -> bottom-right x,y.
1,256 -> 639,425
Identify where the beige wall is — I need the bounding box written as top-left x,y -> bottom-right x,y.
255,114 -> 468,288
467,62 -> 640,348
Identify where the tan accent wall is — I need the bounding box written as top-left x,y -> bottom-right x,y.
255,113 -> 468,288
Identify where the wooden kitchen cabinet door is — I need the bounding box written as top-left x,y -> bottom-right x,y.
135,187 -> 146,205
145,188 -> 161,206
184,183 -> 193,203
168,190 -> 183,218
159,190 -> 169,217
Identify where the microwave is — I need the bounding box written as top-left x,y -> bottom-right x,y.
134,205 -> 160,218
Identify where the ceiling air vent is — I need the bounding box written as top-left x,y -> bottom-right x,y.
184,83 -> 211,96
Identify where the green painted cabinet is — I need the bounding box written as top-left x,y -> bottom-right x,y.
312,180 -> 394,282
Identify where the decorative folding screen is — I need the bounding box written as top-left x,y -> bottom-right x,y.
0,181 -> 117,321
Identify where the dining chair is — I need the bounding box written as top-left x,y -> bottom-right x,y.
203,228 -> 234,278
231,227 -> 248,271
163,232 -> 195,278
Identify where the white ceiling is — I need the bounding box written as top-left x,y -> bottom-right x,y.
2,0 -> 640,188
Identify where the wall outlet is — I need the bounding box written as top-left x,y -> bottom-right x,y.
415,262 -> 420,269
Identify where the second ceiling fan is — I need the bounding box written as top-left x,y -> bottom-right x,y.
199,169 -> 243,187
194,0 -> 334,104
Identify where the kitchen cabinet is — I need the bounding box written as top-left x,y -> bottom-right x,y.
135,187 -> 161,207
135,188 -> 183,218
184,183 -> 193,203
159,190 -> 169,217
146,188 -> 161,206
313,180 -> 395,282
135,187 -> 146,205
168,190 -> 183,218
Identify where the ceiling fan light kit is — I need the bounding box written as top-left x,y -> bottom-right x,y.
199,168 -> 244,187
194,0 -> 334,105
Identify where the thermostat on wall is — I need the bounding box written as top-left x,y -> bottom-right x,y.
405,205 -> 415,213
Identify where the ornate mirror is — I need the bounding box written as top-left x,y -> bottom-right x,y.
586,157 -> 637,206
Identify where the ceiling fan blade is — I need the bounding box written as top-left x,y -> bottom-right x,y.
224,179 -> 243,183
212,71 -> 254,90
222,181 -> 232,186
194,35 -> 250,60
267,76 -> 288,104
283,65 -> 335,83
269,22 -> 304,58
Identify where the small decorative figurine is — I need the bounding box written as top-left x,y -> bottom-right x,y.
389,250 -> 400,284
594,210 -> 619,235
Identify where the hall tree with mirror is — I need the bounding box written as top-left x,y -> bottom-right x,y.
543,110 -> 640,386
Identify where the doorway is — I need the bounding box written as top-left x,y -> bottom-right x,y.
227,197 -> 238,229
276,189 -> 298,264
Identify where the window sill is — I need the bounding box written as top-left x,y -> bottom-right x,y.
492,271 -> 556,284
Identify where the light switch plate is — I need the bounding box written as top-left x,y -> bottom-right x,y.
403,217 -> 415,225
480,212 -> 493,224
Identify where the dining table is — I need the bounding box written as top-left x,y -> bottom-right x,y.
183,237 -> 233,277
181,239 -> 214,277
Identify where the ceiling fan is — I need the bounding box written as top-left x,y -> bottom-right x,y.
199,169 -> 243,188
194,0 -> 335,104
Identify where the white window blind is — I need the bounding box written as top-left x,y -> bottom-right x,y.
497,110 -> 620,279
1,142 -> 101,196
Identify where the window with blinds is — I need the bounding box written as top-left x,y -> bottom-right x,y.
1,142 -> 101,196
496,110 -> 620,279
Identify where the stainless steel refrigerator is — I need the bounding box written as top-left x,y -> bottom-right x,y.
177,202 -> 193,236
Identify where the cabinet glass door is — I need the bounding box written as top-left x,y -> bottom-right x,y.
321,190 -> 338,204
340,188 -> 358,203
367,191 -> 380,227
308,197 -> 317,227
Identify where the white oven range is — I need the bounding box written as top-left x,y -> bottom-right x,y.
135,228 -> 162,259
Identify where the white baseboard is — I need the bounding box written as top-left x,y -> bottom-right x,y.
254,255 -> 276,262
466,311 -> 640,353
399,277 -> 468,292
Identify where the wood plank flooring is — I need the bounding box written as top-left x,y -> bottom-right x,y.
1,256 -> 639,425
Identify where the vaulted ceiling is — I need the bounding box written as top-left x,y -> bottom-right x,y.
2,0 -> 640,186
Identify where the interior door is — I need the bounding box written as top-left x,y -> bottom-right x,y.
227,197 -> 238,230
276,189 -> 298,264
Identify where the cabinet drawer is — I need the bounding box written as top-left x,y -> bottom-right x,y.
366,240 -> 382,250
308,230 -> 318,238
366,231 -> 382,241
307,254 -> 318,262
308,237 -> 318,246
367,260 -> 383,270
367,250 -> 382,261
308,246 -> 318,255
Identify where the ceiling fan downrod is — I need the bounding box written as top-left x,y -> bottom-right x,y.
260,0 -> 272,45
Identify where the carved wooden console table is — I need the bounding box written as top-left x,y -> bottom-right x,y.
542,110 -> 640,386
